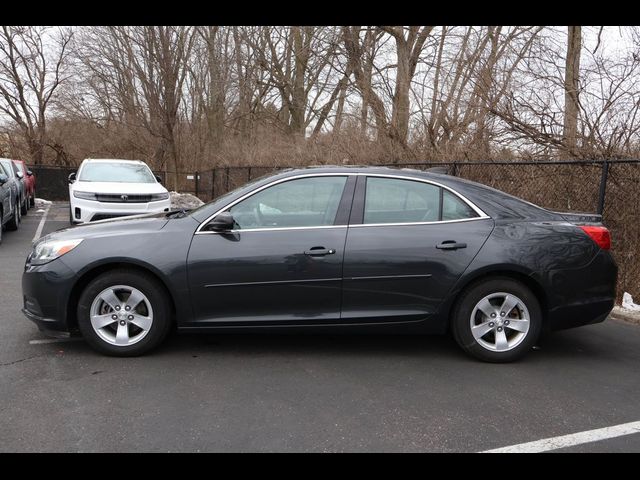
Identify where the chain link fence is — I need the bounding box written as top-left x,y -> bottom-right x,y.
29,160 -> 639,301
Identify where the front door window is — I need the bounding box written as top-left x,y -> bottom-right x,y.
228,176 -> 348,230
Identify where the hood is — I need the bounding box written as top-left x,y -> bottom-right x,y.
71,181 -> 167,194
39,211 -> 170,244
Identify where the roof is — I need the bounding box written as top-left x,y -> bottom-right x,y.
82,158 -> 147,164
272,165 -> 461,186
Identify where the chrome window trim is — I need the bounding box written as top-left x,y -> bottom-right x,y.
362,173 -> 489,220
195,172 -> 490,235
195,173 -> 352,235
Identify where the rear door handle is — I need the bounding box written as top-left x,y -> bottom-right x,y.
436,241 -> 467,250
304,247 -> 336,256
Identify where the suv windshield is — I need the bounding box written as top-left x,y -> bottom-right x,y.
79,162 -> 156,183
0,160 -> 14,178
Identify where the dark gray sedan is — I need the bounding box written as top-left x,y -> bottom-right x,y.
21,166 -> 617,362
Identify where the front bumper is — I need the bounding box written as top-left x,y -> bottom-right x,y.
22,258 -> 77,334
70,197 -> 171,223
22,308 -> 72,338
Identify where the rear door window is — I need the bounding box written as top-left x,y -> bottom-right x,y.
362,176 -> 479,224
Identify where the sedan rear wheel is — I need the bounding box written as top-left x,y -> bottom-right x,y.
77,269 -> 172,356
451,278 -> 541,362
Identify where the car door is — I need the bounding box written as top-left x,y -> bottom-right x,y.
0,163 -> 10,219
0,162 -> 16,213
186,174 -> 356,326
9,161 -> 23,198
341,175 -> 494,323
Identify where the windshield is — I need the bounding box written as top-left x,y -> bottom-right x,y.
14,162 -> 25,174
79,162 -> 156,183
0,161 -> 14,177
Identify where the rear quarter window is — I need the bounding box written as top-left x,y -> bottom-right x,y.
442,189 -> 479,221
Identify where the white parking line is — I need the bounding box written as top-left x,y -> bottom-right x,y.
29,338 -> 82,345
32,204 -> 51,243
482,420 -> 640,453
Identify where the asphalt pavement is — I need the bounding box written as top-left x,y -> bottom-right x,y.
1,203 -> 639,452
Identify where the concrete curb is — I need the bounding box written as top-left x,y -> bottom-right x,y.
610,306 -> 640,326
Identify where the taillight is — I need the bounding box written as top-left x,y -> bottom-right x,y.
579,225 -> 611,250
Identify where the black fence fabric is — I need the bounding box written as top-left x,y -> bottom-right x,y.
29,160 -> 639,301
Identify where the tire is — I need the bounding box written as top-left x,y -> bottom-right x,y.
21,196 -> 27,215
5,201 -> 19,231
29,191 -> 35,208
77,269 -> 173,356
69,206 -> 75,225
451,277 -> 542,363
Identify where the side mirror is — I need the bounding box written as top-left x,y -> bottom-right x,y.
68,172 -> 76,184
16,171 -> 24,179
155,175 -> 163,184
0,173 -> 7,185
26,170 -> 33,176
207,211 -> 235,231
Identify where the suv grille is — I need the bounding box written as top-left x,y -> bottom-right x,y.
95,194 -> 153,203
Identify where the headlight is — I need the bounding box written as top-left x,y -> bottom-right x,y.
150,192 -> 169,201
29,238 -> 83,266
73,191 -> 96,200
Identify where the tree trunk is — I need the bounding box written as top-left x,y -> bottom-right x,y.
563,26 -> 581,155
390,40 -> 411,145
289,27 -> 309,137
206,27 -> 225,151
471,26 -> 501,156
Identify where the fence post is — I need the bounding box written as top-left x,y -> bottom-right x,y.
195,170 -> 199,198
451,161 -> 459,177
211,169 -> 216,200
226,167 -> 230,193
597,160 -> 609,215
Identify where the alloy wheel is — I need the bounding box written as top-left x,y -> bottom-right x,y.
89,285 -> 154,346
469,292 -> 530,352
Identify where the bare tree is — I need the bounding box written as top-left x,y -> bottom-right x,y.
378,26 -> 434,146
0,26 -> 73,164
74,26 -> 195,183
5,25 -> 640,170
342,26 -> 390,142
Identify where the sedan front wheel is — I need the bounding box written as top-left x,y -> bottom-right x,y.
451,277 -> 542,362
77,269 -> 172,356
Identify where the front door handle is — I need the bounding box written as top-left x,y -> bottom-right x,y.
304,247 -> 336,256
436,241 -> 467,250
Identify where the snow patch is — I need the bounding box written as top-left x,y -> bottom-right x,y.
170,191 -> 204,209
622,292 -> 640,311
34,198 -> 52,208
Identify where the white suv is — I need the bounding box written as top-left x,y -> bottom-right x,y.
69,159 -> 171,224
